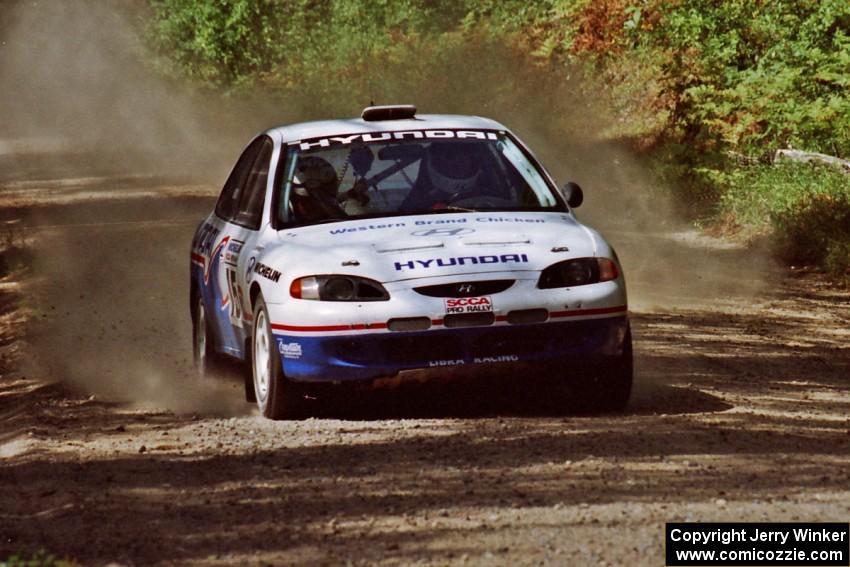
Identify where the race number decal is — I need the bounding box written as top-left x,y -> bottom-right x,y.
226,268 -> 245,326
223,239 -> 246,327
445,296 -> 493,314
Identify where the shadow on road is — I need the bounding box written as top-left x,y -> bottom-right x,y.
1,401 -> 847,564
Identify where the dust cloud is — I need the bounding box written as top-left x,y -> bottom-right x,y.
1,0 -> 255,414
1,1 -> 773,413
1,0 -> 241,178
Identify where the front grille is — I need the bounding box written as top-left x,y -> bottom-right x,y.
414,279 -> 514,298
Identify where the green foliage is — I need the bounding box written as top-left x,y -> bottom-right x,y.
718,162 -> 850,277
548,0 -> 850,159
146,0 -> 470,88
145,0 -> 850,157
144,0 -> 850,276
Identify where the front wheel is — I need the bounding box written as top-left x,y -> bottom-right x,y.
593,327 -> 633,412
252,295 -> 307,419
575,327 -> 633,413
548,326 -> 633,414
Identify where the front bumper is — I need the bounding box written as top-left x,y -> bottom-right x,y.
274,315 -> 628,382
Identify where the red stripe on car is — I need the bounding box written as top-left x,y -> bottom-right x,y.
271,306 -> 626,333
271,322 -> 388,332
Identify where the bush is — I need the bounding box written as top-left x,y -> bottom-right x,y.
718,162 -> 850,276
774,192 -> 850,277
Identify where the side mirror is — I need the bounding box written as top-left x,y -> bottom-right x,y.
562,181 -> 584,208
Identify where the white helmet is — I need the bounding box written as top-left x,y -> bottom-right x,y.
426,143 -> 481,195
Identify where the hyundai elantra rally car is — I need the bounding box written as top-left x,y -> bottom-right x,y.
190,105 -> 631,419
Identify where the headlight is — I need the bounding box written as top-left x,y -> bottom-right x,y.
538,258 -> 619,288
290,275 -> 390,301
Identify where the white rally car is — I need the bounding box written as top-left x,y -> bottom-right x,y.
190,105 -> 631,419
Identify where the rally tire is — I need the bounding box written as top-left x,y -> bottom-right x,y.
192,292 -> 226,378
575,327 -> 633,413
593,326 -> 633,412
243,352 -> 257,403
547,326 -> 633,414
252,295 -> 306,419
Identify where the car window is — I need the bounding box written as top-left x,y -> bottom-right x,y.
216,137 -> 264,223
233,137 -> 273,230
276,131 -> 563,226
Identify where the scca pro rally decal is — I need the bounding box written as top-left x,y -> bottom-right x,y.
289,129 -> 501,151
445,296 -> 492,314
394,253 -> 528,271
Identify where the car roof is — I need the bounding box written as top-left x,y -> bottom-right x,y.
266,114 -> 508,144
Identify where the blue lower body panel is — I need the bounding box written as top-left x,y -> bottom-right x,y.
275,316 -> 628,382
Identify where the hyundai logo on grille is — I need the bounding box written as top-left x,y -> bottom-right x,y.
457,283 -> 475,294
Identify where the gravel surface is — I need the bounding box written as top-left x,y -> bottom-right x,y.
1,178 -> 848,566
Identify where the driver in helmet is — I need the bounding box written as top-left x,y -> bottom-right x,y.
399,142 -> 482,211
289,156 -> 346,222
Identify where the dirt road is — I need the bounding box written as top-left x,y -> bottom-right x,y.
1,167 -> 848,566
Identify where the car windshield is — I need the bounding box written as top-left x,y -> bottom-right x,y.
276,130 -> 563,226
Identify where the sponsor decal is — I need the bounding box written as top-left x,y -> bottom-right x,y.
193,223 -> 220,257
394,253 -> 529,271
198,235 -> 230,285
413,218 -> 469,225
475,217 -> 546,224
428,359 -> 466,367
328,217 -> 475,236
224,239 -> 244,266
427,355 -> 519,367
254,262 -> 282,283
329,222 -> 407,235
245,256 -> 256,280
445,296 -> 493,314
289,129 -> 501,151
410,227 -> 475,237
473,355 -> 519,364
279,341 -> 302,359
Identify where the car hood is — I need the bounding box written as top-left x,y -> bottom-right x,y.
270,212 -> 601,283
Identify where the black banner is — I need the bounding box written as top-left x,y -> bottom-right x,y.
666,523 -> 849,566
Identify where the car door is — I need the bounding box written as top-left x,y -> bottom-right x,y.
207,136 -> 273,358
